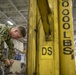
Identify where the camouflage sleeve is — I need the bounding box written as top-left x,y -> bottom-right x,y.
0,25 -> 8,61
0,35 -> 5,61
5,38 -> 15,59
0,25 -> 15,60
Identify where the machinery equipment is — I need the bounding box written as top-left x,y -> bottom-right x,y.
27,0 -> 76,75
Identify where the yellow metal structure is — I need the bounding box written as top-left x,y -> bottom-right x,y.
59,0 -> 75,75
27,0 -> 75,75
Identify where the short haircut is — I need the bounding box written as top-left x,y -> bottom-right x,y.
17,26 -> 26,37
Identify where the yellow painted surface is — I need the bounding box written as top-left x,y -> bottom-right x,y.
40,46 -> 53,59
27,0 -> 75,75
59,0 -> 75,75
28,0 -> 59,75
27,0 -> 36,75
37,1 -> 59,75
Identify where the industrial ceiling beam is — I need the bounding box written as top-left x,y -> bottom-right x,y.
0,19 -> 6,24
0,10 -> 16,25
8,0 -> 27,23
2,8 -> 28,13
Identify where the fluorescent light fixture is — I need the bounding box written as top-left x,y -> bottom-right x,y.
7,21 -> 14,25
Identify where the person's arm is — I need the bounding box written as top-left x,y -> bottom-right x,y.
0,25 -> 8,61
0,35 -> 5,61
5,38 -> 15,59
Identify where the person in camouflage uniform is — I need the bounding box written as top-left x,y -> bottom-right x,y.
0,24 -> 26,66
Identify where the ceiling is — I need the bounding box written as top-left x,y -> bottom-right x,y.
0,0 -> 29,26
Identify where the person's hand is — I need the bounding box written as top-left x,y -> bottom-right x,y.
10,59 -> 14,65
5,59 -> 10,66
5,59 -> 14,66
